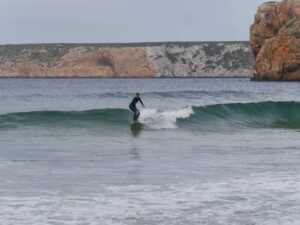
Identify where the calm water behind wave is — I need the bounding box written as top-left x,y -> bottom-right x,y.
0,78 -> 300,225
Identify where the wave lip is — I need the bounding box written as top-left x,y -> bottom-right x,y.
0,107 -> 194,130
180,101 -> 300,130
0,108 -> 131,128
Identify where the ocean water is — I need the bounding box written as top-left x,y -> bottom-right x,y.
0,78 -> 300,225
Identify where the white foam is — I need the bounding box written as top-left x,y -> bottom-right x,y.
1,173 -> 300,225
139,107 -> 194,129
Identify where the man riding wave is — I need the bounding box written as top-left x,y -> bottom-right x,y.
129,93 -> 145,121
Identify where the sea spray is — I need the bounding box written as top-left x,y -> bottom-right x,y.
139,107 -> 194,129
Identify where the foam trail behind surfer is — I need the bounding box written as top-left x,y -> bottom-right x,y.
129,93 -> 145,121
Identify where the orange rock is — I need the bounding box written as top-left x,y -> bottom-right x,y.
250,0 -> 300,57
251,0 -> 300,80
11,47 -> 156,77
255,19 -> 300,80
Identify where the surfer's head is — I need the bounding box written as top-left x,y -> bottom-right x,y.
136,92 -> 140,96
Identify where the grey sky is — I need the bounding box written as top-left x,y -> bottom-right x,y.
0,0 -> 269,44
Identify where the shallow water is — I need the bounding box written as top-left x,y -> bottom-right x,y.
0,78 -> 300,225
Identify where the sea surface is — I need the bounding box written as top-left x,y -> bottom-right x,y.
0,78 -> 300,225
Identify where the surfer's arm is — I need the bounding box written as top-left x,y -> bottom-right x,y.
139,98 -> 145,108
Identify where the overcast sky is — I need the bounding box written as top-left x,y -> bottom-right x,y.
0,0 -> 270,44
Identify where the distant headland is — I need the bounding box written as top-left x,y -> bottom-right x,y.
0,42 -> 253,78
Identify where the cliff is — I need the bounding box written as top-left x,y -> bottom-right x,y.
250,0 -> 300,80
0,42 -> 254,77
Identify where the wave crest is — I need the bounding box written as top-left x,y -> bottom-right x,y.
182,101 -> 300,130
140,107 -> 193,129
1,101 -> 300,130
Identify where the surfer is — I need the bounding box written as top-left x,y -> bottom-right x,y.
129,93 -> 145,121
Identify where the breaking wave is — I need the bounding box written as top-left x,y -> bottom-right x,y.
1,101 -> 300,130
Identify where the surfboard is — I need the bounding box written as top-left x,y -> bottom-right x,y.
130,121 -> 143,133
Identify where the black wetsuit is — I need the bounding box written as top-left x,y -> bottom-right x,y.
129,96 -> 144,121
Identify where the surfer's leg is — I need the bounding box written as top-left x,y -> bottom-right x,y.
133,111 -> 137,121
133,110 -> 140,121
136,110 -> 140,120
130,105 -> 137,121
133,110 -> 138,121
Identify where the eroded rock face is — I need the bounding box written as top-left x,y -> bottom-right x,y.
0,46 -> 156,77
255,19 -> 300,80
0,42 -> 254,77
251,0 -> 300,80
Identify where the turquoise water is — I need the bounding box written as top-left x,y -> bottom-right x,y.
0,78 -> 300,225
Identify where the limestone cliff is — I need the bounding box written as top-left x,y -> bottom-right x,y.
250,0 -> 300,80
0,42 -> 253,77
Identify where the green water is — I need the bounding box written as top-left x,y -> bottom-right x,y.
0,78 -> 300,225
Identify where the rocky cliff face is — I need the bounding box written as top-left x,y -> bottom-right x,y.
250,0 -> 300,80
0,42 -> 253,77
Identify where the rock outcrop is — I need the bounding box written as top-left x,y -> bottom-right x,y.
250,0 -> 300,80
0,42 -> 253,77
